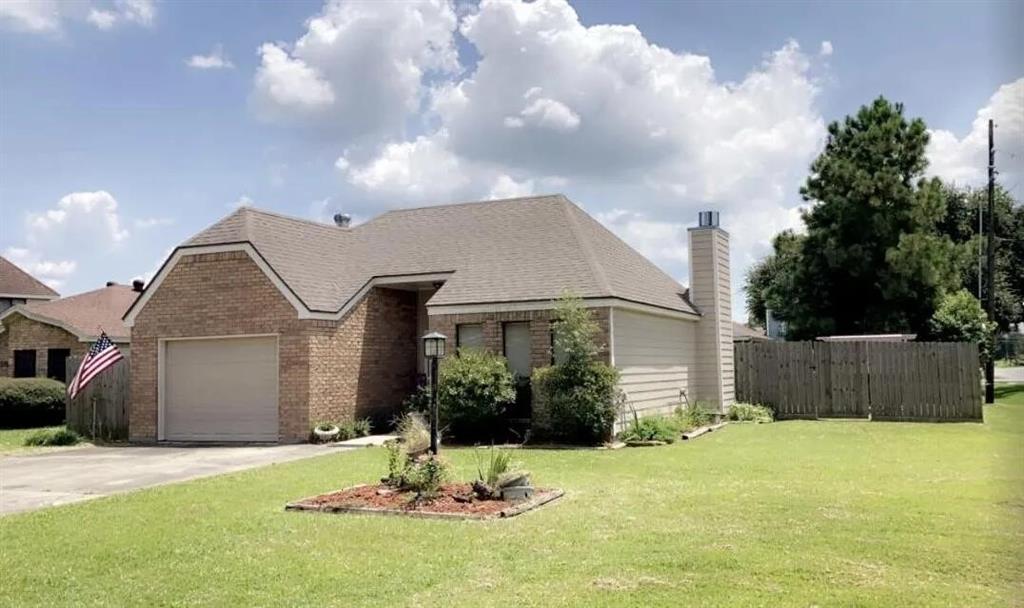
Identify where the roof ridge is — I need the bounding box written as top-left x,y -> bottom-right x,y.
560,198 -> 613,296
375,193 -> 566,217
237,206 -> 348,231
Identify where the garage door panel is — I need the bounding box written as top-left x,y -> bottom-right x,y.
163,336 -> 278,442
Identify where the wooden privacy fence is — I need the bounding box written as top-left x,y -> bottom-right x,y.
735,341 -> 982,422
65,355 -> 130,440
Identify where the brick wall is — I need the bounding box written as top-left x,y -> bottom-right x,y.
0,314 -> 88,379
129,250 -> 312,442
308,287 -> 418,428
428,306 -> 611,370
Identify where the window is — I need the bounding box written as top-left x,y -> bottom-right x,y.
456,324 -> 484,352
47,348 -> 71,382
549,322 -> 568,365
503,322 -> 531,378
13,350 -> 36,378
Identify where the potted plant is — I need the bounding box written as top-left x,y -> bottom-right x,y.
312,422 -> 340,443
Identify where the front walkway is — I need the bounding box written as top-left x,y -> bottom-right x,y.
0,441 -> 378,516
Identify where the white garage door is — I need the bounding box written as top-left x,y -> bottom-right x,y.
163,336 -> 278,442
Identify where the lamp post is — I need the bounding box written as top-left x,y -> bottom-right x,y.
422,331 -> 447,455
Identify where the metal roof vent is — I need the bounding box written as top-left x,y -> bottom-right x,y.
698,211 -> 719,228
132,279 -> 145,292
333,213 -> 351,228
106,281 -> 117,287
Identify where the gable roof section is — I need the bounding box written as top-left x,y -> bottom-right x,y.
2,285 -> 136,341
0,255 -> 59,299
139,195 -> 697,320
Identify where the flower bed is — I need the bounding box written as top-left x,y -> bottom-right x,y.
286,483 -> 563,521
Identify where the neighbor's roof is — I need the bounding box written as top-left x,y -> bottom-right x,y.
2,284 -> 137,341
0,255 -> 59,299
183,195 -> 698,315
733,322 -> 769,342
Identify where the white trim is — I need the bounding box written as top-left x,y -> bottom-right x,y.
608,307 -> 615,367
427,297 -> 699,321
125,243 -> 454,326
0,293 -> 57,301
157,333 -> 279,442
125,244 -> 308,327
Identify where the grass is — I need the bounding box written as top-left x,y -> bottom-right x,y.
0,426 -> 65,454
2,388 -> 1022,607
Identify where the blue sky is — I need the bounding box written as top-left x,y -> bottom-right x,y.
1,0 -> 1021,320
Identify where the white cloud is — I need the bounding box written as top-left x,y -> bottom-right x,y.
187,44 -> 235,70
1,0 -> 155,34
229,195 -> 255,209
506,94 -> 581,132
819,40 -> 833,57
250,0 -> 459,139
927,78 -> 1024,196
27,191 -> 129,245
3,247 -> 77,291
595,210 -> 689,267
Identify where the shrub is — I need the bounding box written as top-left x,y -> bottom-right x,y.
337,418 -> 372,441
472,445 -> 527,498
727,403 -> 774,423
437,349 -> 515,442
399,386 -> 431,417
395,412 -> 431,455
405,455 -> 450,497
0,377 -> 67,429
928,290 -> 994,361
532,294 -> 621,444
673,402 -> 714,432
618,413 -> 678,444
23,427 -> 81,447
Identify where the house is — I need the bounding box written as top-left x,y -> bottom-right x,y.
733,322 -> 770,343
0,255 -> 59,312
124,195 -> 734,443
0,282 -> 140,382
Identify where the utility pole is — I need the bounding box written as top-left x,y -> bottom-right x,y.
984,118 -> 996,404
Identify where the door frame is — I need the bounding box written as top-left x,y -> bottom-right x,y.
157,333 -> 279,441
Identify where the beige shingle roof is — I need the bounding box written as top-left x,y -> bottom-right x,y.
0,255 -> 59,299
13,285 -> 137,341
184,195 -> 697,315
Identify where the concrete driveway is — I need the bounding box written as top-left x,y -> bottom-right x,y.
0,443 -> 348,516
995,366 -> 1024,384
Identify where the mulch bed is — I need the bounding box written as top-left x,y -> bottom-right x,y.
286,483 -> 564,521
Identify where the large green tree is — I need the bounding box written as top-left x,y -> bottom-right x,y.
748,97 -> 972,339
936,183 -> 1024,331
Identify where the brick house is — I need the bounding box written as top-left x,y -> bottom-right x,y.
0,283 -> 139,382
124,195 -> 733,443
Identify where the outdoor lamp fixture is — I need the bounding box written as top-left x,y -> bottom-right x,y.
422,331 -> 447,455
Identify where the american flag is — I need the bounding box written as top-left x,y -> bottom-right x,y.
68,333 -> 124,400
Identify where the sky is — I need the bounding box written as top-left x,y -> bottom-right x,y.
1,0 -> 1021,321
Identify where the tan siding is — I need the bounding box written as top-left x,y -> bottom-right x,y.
613,309 -> 696,421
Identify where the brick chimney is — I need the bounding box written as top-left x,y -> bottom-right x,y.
687,211 -> 734,413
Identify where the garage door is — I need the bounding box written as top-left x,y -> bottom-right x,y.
163,336 -> 278,442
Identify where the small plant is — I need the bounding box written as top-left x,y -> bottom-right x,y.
727,403 -> 774,423
395,412 -> 431,454
673,402 -> 714,432
400,386 -> 431,416
619,411 -> 678,444
336,418 -> 372,441
352,418 -> 372,437
405,455 -> 450,498
23,427 -> 81,447
310,422 -> 340,443
472,445 -> 527,498
384,441 -> 409,487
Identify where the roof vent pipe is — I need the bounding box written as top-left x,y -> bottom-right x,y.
132,279 -> 145,292
333,213 -> 351,228
106,281 -> 117,287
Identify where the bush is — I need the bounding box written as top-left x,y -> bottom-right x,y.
727,403 -> 774,423
337,418 -> 372,441
532,294 -> 621,444
399,386 -> 431,417
0,377 -> 66,429
405,455 -> 450,498
928,290 -> 994,361
395,412 -> 431,454
437,349 -> 515,442
618,413 -> 678,444
673,402 -> 714,432
23,427 -> 80,447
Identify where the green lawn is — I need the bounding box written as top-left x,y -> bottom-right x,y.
0,426 -> 64,454
2,388 -> 1022,607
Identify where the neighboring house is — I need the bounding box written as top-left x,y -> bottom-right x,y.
817,334 -> 916,342
733,322 -> 770,343
0,255 -> 59,313
0,282 -> 140,382
124,195 -> 734,443
765,308 -> 787,339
